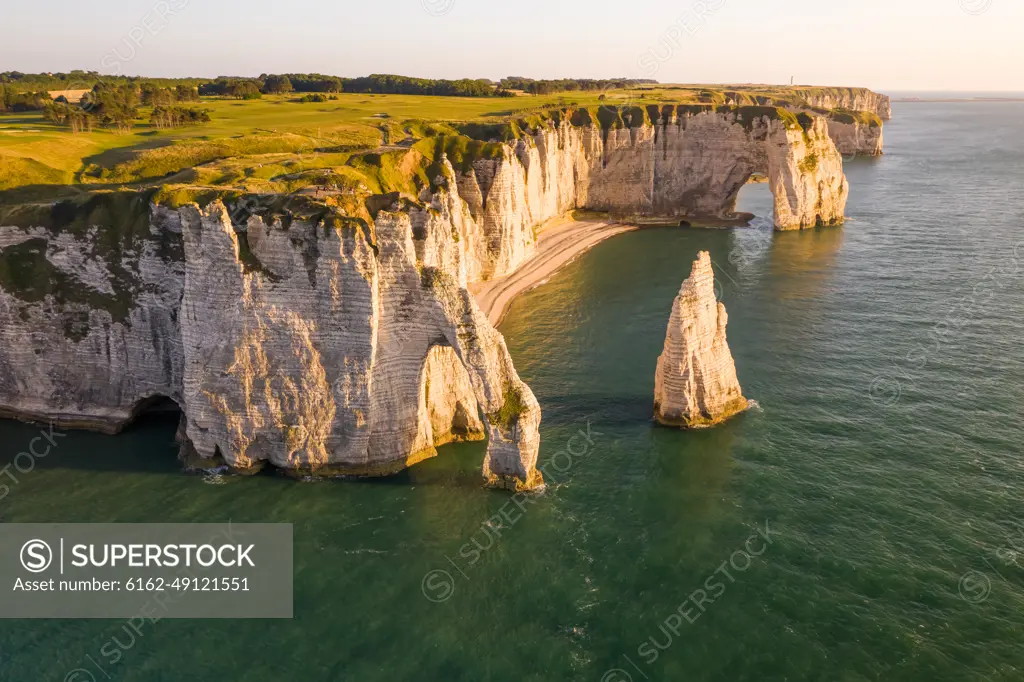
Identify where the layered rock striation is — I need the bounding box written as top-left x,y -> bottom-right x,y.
0,197 -> 185,432
654,251 -> 748,428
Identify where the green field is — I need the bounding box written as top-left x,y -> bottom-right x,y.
0,85 -> 880,210
0,91 -> 623,196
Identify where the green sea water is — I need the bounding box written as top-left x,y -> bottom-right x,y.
2,102 -> 1024,681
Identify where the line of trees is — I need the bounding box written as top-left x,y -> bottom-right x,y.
279,74 -> 344,93
198,78 -> 263,99
343,74 -> 497,97
1,71 -> 206,89
141,83 -> 200,106
498,77 -> 658,95
42,82 -> 210,133
150,106 -> 211,128
1,71 -> 664,113
255,73 -> 496,96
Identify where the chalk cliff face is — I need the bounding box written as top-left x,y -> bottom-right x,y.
824,118 -> 884,157
0,208 -> 185,431
176,189 -> 540,488
0,162 -> 543,490
790,88 -> 892,120
451,107 -> 848,256
654,251 -> 747,428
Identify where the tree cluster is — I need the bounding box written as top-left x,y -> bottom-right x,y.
43,82 -> 142,132
260,74 -> 293,94
150,106 -> 211,128
198,79 -> 263,99
141,83 -> 200,106
42,102 -> 94,132
0,85 -> 51,112
80,83 -> 140,131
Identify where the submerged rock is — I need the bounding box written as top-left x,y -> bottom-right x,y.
654,252 -> 748,428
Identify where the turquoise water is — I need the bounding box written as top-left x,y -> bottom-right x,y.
2,102 -> 1024,681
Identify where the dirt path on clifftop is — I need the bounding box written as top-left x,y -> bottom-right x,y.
471,218 -> 638,327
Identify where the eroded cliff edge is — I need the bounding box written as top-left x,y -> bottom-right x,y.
0,103 -> 852,487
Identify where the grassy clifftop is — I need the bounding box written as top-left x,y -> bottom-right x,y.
0,99 -> 847,238
0,84 -> 886,195
0,84 -> 884,256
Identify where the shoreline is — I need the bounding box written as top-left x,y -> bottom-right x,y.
471,218 -> 639,327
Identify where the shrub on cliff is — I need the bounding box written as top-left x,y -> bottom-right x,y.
829,108 -> 882,128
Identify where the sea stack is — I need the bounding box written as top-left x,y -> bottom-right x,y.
654,251 -> 748,428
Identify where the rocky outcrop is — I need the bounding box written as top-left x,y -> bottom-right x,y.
790,87 -> 892,120
450,106 -> 848,251
824,116 -> 884,157
0,164 -> 543,490
175,192 -> 540,489
654,251 -> 748,428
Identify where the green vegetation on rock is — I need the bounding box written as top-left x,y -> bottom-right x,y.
829,108 -> 883,128
488,382 -> 527,431
799,153 -> 819,173
432,135 -> 505,174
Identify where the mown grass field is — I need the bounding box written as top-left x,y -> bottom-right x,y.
0,85 -> 873,204
0,91 -> 630,194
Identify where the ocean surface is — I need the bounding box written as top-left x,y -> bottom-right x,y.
2,102 -> 1024,681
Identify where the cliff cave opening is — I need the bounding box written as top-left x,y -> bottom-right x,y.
125,395 -> 182,432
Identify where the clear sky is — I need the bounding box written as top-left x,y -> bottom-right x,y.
3,0 -> 1022,91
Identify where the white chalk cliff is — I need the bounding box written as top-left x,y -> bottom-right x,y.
0,172 -> 542,490
824,117 -> 884,157
451,106 -> 849,244
0,104 -> 852,487
788,88 -> 892,121
654,251 -> 748,428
